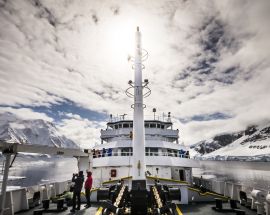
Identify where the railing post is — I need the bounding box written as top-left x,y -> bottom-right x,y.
0,153 -> 12,215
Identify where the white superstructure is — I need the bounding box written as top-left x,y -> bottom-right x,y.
91,28 -> 198,187
92,117 -> 198,186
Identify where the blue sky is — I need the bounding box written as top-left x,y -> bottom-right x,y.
1,100 -> 107,122
0,0 -> 270,147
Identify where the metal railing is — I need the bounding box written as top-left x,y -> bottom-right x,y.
101,128 -> 178,138
145,152 -> 189,158
93,151 -> 190,159
107,114 -> 172,123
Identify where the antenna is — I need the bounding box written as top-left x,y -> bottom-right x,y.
167,112 -> 171,122
119,113 -> 127,120
153,108 -> 156,120
109,114 -> 113,122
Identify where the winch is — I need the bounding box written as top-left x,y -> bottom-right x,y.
97,179 -> 182,215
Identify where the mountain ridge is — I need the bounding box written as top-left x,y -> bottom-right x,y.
0,112 -> 79,149
190,123 -> 270,161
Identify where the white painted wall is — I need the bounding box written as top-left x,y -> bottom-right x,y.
92,166 -> 132,187
93,156 -> 199,168
94,139 -> 186,151
92,165 -> 174,187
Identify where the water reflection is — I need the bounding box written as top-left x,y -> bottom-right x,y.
2,156 -> 78,187
2,157 -> 270,192
193,161 -> 270,190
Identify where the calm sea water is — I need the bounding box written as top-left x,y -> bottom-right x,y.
1,155 -> 78,188
193,160 -> 270,191
2,156 -> 270,191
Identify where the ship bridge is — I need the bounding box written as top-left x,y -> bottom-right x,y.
96,116 -> 185,159
92,118 -> 199,177
101,120 -> 179,144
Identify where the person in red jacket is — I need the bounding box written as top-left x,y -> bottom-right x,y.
84,171 -> 93,208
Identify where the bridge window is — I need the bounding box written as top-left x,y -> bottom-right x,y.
115,125 -> 118,129
145,123 -> 149,128
157,124 -> 161,128
150,148 -> 158,156
150,123 -> 156,128
123,124 -> 129,128
121,148 -> 132,156
146,147 -> 158,156
119,124 -> 122,128
145,147 -> 149,156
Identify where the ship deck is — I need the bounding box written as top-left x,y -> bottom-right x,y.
180,202 -> 256,215
16,203 -> 100,215
17,202 -> 257,215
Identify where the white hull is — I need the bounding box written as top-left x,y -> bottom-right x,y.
92,157 -> 198,187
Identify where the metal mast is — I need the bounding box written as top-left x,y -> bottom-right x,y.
126,27 -> 150,180
132,26 -> 145,180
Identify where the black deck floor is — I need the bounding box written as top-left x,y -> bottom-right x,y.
16,203 -> 100,215
180,202 -> 257,215
17,202 -> 257,215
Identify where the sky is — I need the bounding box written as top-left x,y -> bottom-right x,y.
0,0 -> 270,148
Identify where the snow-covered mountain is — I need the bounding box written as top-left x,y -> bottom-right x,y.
190,124 -> 270,161
190,131 -> 245,155
0,112 -> 79,149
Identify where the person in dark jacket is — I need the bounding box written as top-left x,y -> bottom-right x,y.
107,148 -> 112,156
70,171 -> 84,212
92,149 -> 96,158
102,148 -> 106,157
84,171 -> 93,208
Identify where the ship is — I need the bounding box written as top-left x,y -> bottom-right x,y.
91,112 -> 199,186
0,27 -> 267,215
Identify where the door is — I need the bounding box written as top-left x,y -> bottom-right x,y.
179,169 -> 185,181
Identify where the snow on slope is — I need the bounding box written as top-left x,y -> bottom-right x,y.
0,112 -> 79,149
202,124 -> 270,161
190,130 -> 245,155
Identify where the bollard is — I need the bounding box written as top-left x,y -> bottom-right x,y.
214,198 -> 223,210
42,199 -> 50,210
251,190 -> 265,214
56,199 -> 64,211
239,191 -> 248,206
230,199 -> 238,209
265,194 -> 270,215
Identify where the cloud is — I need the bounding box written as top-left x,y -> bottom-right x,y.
57,113 -> 106,148
0,0 -> 270,145
0,107 -> 53,122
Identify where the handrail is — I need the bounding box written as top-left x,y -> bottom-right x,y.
146,176 -> 189,184
188,187 -> 230,200
176,205 -> 183,215
92,151 -> 190,159
95,207 -> 103,215
102,176 -> 189,185
102,176 -> 132,185
105,114 -> 172,123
